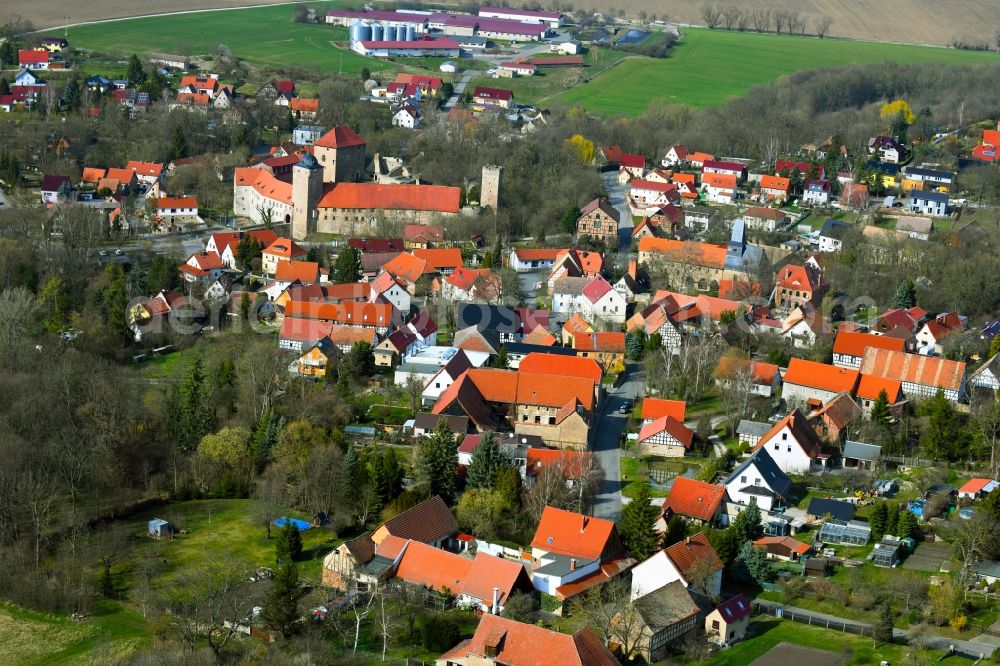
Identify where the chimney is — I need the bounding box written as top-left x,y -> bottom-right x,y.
570,558 -> 576,571
685,536 -> 690,545
581,515 -> 588,533
627,260 -> 637,280
491,586 -> 500,614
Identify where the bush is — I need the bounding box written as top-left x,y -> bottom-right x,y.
419,613 -> 461,651
949,615 -> 968,632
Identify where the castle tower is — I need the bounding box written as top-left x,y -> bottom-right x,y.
481,164 -> 503,210
291,153 -> 323,240
312,125 -> 367,184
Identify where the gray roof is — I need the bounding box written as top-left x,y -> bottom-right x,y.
820,219 -> 851,239
911,190 -> 949,204
552,276 -> 591,296
807,497 -> 856,521
634,580 -> 701,629
843,440 -> 881,462
894,216 -> 932,234
413,412 -> 469,433
534,552 -> 598,577
905,166 -> 953,180
972,559 -> 1000,578
737,420 -> 770,437
725,448 -> 792,500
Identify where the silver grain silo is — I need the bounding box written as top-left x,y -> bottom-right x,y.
404,25 -> 415,41
370,22 -> 383,41
383,24 -> 397,41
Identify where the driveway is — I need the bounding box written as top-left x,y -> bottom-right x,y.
590,366 -> 643,521
441,69 -> 475,113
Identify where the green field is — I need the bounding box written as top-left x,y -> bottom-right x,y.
551,27 -> 1000,114
51,2 -> 391,76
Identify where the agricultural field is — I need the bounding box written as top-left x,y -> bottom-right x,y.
564,0 -> 1000,47
48,2 -> 391,77
549,27 -> 1000,115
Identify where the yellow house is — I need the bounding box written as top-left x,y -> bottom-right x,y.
878,172 -> 898,189
289,338 -> 336,378
704,594 -> 752,645
561,313 -> 594,346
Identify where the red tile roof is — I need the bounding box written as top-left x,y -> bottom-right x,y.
638,237 -> 727,269
959,478 -> 994,495
235,168 -> 293,205
860,348 -> 966,392
275,260 -> 320,284
438,615 -> 618,666
664,532 -> 723,576
19,49 -> 49,65
519,353 -> 602,383
530,506 -> 616,560
284,300 -> 394,327
394,540 -> 472,594
701,172 -> 738,190
525,448 -> 593,480
833,331 -> 905,358
638,415 -> 694,449
264,238 -> 306,259
313,125 -> 366,149
856,374 -> 903,403
513,248 -> 562,262
754,408 -> 823,459
403,223 -> 444,243
156,196 -> 198,210
413,247 -> 463,271
572,332 -> 625,353
581,276 -> 613,303
126,160 -> 164,178
317,182 -> 461,214
641,398 -> 686,421
279,317 -> 333,343
289,97 -> 318,112
754,535 -> 810,556
783,358 -> 860,394
348,237 -> 404,253
760,175 -> 791,191
662,477 -> 724,522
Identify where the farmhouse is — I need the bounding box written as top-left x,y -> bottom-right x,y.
743,206 -> 789,232
860,348 -> 967,402
576,197 -> 620,245
832,331 -> 906,369
781,358 -> 859,407
661,477 -> 724,526
637,415 -> 693,457
753,409 -> 824,475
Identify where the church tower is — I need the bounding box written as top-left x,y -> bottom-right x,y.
481,164 -> 503,210
291,153 -> 323,240
312,125 -> 368,184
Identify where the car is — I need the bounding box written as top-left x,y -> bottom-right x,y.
114,248 -> 123,256
618,404 -> 628,414
98,250 -> 108,257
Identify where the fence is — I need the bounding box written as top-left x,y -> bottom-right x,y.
753,602 -> 873,638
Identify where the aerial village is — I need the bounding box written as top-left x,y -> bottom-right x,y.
7,4 -> 1000,665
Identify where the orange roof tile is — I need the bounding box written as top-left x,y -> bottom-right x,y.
641,398 -> 686,421
754,535 -> 810,555
519,352 -> 602,383
672,172 -> 696,185
521,326 -> 557,346
264,238 -> 306,259
325,324 -> 377,347
275,260 -> 320,284
701,172 -> 737,189
157,196 -> 198,209
81,167 -> 105,184
638,415 -> 694,448
125,160 -> 163,177
530,506 -> 616,560
760,175 -> 791,191
572,332 -> 625,353
382,252 -> 432,283
833,331 -> 905,358
514,247 -> 563,262
860,348 -> 966,392
105,167 -> 135,183
317,182 -> 461,214
439,615 -> 618,666
637,237 -> 727,269
413,248 -> 463,271
754,408 -> 823,458
856,374 -> 902,403
289,97 -> 318,112
783,358 -> 860,394
314,125 -> 366,148
662,477 -> 724,522
235,167 -> 293,205
394,540 -> 472,594
664,532 -> 723,576
562,313 -> 593,336
525,448 -> 593,479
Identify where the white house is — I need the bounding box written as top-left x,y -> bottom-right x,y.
780,357 -> 858,407
702,173 -> 737,205
802,179 -> 831,206
156,196 -> 199,223
661,145 -> 688,167
292,125 -> 325,145
392,105 -> 421,129
370,272 -> 411,313
751,409 -> 823,475
908,191 -> 948,217
722,448 -> 791,515
629,179 -> 678,207
509,247 -> 561,273
817,219 -> 850,253
630,534 -> 722,601
552,275 -> 626,324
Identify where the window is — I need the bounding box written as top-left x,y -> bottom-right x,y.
548,417 -> 556,425
773,443 -> 778,450
535,415 -> 541,424
781,432 -> 787,440
711,620 -> 720,630
741,475 -> 747,484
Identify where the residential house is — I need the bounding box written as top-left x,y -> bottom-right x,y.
833,331 -> 906,369
806,497 -> 856,523
442,267 -> 501,303
561,313 -> 594,346
869,135 -> 904,163
778,305 -> 832,348
701,172 -> 737,204
704,595 -> 752,645
275,260 -> 321,288
703,159 -> 746,179
279,317 -> 334,352
125,160 -> 165,187
576,198 -> 620,245
413,248 -> 463,276
392,104 -> 422,129
627,300 -> 683,354
544,248 -> 603,291
802,179 -> 832,206
808,393 -> 861,442
420,350 -> 476,404
902,166 -> 955,193
895,216 -> 934,240
752,409 -> 825,474
471,86 -> 514,109
637,415 -> 694,458
908,190 -> 948,217
178,251 -> 225,284
394,346 -> 489,388
672,173 -> 699,200
262,237 -> 307,275
621,582 -> 702,662
370,272 -> 411,313
817,219 -> 850,253
509,247 -> 561,272
640,398 -> 686,425
40,174 -> 72,204
842,441 -> 882,470
660,477 -> 724,526
854,374 -> 904,417
661,145 -> 689,167
723,448 -> 792,516
436,615 -> 618,666
628,534 -> 723,609
552,276 -> 626,325
915,311 -> 965,355
714,356 -> 780,397
455,304 -> 547,344
970,353 -> 1000,391
686,151 -> 715,168
781,358 -> 860,407
775,160 -> 822,180
629,179 -> 679,211
374,329 -> 418,367
403,224 -> 444,250
373,495 -> 459,548
528,506 -> 630,600
860,348 -> 967,402
18,49 -> 50,70
958,478 -> 999,500
573,332 -> 626,371
753,536 -> 810,562
288,337 -> 339,378
743,206 -> 790,233
736,420 -> 771,449
758,175 -> 790,203
873,306 -> 927,335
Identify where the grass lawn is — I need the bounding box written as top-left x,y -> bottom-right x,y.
0,600 -> 150,665
552,27 -> 1000,115
130,499 -> 344,585
704,617 -> 932,665
49,2 -> 392,77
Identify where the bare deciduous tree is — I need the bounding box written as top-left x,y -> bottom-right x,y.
572,578 -> 644,659
947,513 -> 1000,586
814,15 -> 833,38
721,6 -> 742,31
700,3 -> 723,29
772,9 -> 789,34
749,7 -> 772,32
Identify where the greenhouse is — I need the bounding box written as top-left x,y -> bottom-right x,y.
818,519 -> 871,546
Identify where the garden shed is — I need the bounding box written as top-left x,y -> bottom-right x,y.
147,518 -> 176,540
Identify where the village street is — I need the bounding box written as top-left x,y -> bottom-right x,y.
589,365 -> 643,521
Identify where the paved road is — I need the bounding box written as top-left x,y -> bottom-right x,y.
600,170 -> 633,251
754,598 -> 996,659
441,70 -> 475,113
590,366 -> 643,522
